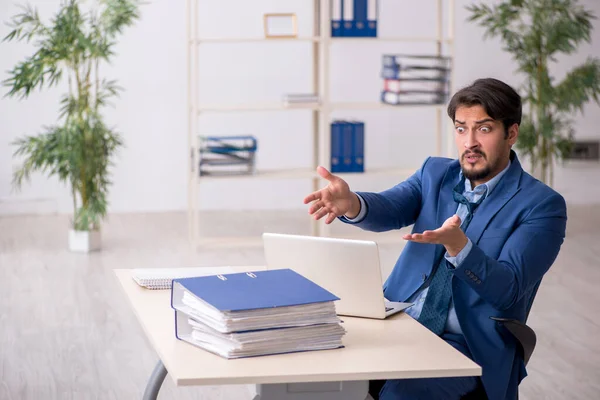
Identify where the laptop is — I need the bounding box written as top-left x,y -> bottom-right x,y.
262,232 -> 413,319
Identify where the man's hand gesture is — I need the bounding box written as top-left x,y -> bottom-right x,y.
403,215 -> 469,256
303,166 -> 359,224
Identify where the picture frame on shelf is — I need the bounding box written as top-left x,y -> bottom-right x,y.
263,13 -> 298,39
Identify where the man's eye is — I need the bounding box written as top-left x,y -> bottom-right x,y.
455,127 -> 465,133
480,126 -> 490,133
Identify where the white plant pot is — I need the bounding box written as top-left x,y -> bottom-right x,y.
69,229 -> 102,253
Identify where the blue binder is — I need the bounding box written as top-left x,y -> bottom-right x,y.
351,121 -> 365,172
366,0 -> 378,37
352,0 -> 377,37
330,121 -> 344,173
341,121 -> 354,172
171,269 -> 340,312
381,65 -> 402,79
353,0 -> 368,37
382,55 -> 398,69
203,135 -> 257,154
342,0 -> 354,36
331,0 -> 343,37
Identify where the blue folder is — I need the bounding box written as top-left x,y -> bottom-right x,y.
171,269 -> 340,312
341,121 -> 354,172
331,120 -> 365,173
331,0 -> 343,37
353,0 -> 367,37
351,121 -> 365,172
342,0 -> 354,36
353,0 -> 377,37
330,121 -> 344,173
366,0 -> 378,37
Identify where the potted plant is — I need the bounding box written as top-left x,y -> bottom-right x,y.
3,0 -> 141,252
467,0 -> 600,186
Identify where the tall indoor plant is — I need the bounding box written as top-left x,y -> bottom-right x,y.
3,0 -> 141,251
467,0 -> 600,186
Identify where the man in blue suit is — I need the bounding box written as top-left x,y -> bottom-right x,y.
303,78 -> 567,400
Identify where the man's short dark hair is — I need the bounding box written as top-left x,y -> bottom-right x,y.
447,78 -> 522,137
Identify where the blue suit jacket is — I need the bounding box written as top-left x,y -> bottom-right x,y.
342,151 -> 567,400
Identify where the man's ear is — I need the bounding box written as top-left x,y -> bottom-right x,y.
507,123 -> 519,146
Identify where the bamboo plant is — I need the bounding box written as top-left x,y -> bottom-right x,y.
467,0 -> 600,186
3,0 -> 140,231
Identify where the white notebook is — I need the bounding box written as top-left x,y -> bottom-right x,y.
132,266 -> 236,290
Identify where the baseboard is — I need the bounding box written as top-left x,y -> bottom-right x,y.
0,197 -> 59,216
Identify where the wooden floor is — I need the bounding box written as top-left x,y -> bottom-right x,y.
1,206 -> 599,399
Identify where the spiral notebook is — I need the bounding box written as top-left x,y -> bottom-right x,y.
132,266 -> 236,290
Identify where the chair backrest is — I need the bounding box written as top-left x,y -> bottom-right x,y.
461,318 -> 537,400
490,317 -> 537,366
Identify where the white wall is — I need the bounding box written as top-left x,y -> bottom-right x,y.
1,0 -> 599,216
0,0 -> 188,214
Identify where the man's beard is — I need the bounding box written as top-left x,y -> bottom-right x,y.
461,150 -> 492,182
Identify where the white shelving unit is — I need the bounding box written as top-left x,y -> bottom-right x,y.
186,0 -> 456,247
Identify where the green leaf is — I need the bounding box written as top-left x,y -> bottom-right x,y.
515,116 -> 537,156
554,134 -> 575,161
100,0 -> 142,36
554,58 -> 600,112
11,126 -> 73,190
2,4 -> 48,43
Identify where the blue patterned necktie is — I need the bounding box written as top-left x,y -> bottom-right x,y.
417,177 -> 485,335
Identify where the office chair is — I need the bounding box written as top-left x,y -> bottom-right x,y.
460,317 -> 537,400
367,318 -> 537,400
489,317 -> 536,366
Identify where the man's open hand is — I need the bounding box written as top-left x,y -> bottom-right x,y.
402,215 -> 469,257
303,166 -> 358,224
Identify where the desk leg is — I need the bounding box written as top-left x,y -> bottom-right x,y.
143,360 -> 168,400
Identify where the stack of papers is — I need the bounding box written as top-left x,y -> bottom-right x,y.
171,268 -> 346,359
175,311 -> 346,359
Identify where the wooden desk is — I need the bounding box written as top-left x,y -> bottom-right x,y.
115,267 -> 481,400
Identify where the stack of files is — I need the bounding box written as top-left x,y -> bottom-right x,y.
282,93 -> 320,107
380,54 -> 451,105
331,0 -> 378,37
171,268 -> 346,359
330,120 -> 364,173
198,135 -> 257,176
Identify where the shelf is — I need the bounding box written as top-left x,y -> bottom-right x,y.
331,102 -> 446,110
194,228 -> 410,248
336,167 -> 416,178
196,167 -> 416,182
330,37 -> 453,44
192,37 -> 453,45
187,0 -> 455,246
198,168 -> 314,181
196,103 -> 320,112
193,37 -> 321,44
196,102 -> 446,112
